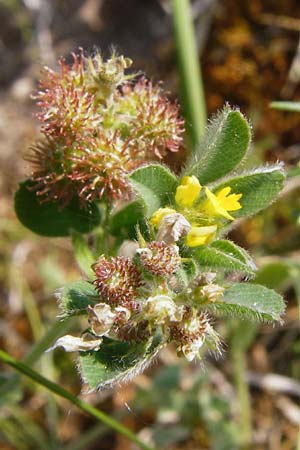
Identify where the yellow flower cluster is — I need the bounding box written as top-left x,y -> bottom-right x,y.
151,176 -> 242,248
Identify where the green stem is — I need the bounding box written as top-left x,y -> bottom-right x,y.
95,203 -> 111,256
103,203 -> 111,255
171,0 -> 207,148
229,319 -> 256,449
291,268 -> 300,450
0,349 -> 156,450
231,347 -> 252,449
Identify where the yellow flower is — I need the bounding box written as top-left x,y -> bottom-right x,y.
186,225 -> 217,247
203,187 -> 242,221
150,176 -> 242,248
151,176 -> 202,228
150,207 -> 176,227
175,176 -> 201,208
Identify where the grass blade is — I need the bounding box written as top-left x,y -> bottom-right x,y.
171,0 -> 206,147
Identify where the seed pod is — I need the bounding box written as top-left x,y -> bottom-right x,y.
93,256 -> 142,310
138,241 -> 181,277
169,312 -> 221,361
28,52 -> 184,208
117,77 -> 185,159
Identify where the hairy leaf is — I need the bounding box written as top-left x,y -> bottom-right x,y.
15,180 -> 101,237
129,164 -> 177,216
184,106 -> 251,184
79,332 -> 163,391
57,280 -> 98,317
206,283 -> 285,322
212,165 -> 285,219
194,240 -> 256,275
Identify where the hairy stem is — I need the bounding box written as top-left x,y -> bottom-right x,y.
0,349 -> 156,450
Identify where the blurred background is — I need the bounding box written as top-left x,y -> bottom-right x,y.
0,1 -> 300,449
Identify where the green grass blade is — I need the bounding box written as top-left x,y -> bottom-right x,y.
270,101 -> 300,112
171,0 -> 206,147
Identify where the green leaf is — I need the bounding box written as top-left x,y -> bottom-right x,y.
15,180 -> 101,237
110,199 -> 145,238
71,231 -> 95,278
57,280 -> 98,317
79,332 -> 163,391
270,101 -> 300,112
184,106 -> 251,184
212,165 -> 285,219
194,240 -> 256,275
129,164 -> 177,217
206,283 -> 285,322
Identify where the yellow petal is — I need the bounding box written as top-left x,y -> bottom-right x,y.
216,188 -> 242,212
186,225 -> 217,247
216,187 -> 231,200
203,187 -> 243,220
204,187 -> 234,220
175,176 -> 201,208
150,207 -> 177,227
